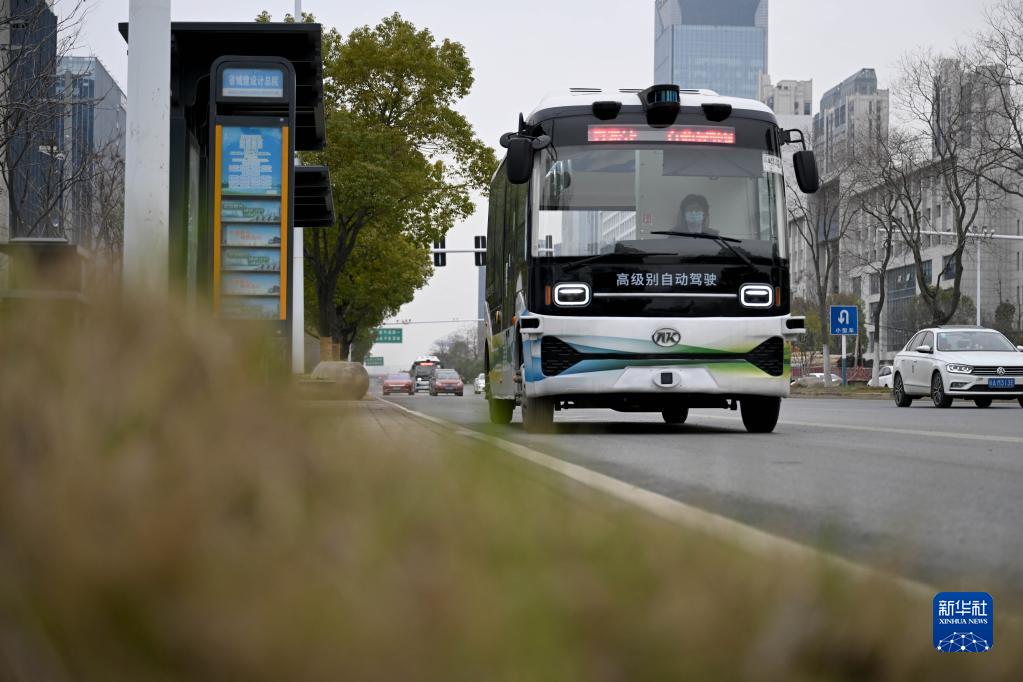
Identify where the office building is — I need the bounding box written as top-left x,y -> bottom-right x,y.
760,76 -> 812,130
654,0 -> 769,100
4,0 -> 61,239
812,68 -> 889,178
57,56 -> 127,249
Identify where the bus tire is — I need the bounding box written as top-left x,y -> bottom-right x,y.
740,396 -> 781,434
661,408 -> 689,425
488,398 -> 514,425
522,396 -> 555,433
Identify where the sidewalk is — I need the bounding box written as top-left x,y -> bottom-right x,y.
303,397 -> 460,451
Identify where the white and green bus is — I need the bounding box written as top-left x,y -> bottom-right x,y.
483,85 -> 820,433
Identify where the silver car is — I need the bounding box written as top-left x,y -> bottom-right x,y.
892,326 -> 1023,408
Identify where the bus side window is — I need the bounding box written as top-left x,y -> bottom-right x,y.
507,179 -> 528,316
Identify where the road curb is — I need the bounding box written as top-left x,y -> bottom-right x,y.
375,396 -> 936,600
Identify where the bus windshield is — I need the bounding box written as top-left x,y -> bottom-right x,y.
533,143 -> 785,258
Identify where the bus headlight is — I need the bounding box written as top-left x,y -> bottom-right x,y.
739,284 -> 774,308
553,283 -> 590,307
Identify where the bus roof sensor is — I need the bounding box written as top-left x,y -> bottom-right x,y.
637,84 -> 680,128
702,102 -> 733,122
592,101 -> 622,120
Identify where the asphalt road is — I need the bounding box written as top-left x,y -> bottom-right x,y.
383,390 -> 1023,594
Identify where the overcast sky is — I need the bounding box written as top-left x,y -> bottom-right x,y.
74,0 -> 994,370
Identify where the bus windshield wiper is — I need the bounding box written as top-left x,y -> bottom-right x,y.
562,251 -> 678,272
649,231 -> 757,270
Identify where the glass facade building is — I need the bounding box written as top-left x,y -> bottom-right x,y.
654,0 -> 768,100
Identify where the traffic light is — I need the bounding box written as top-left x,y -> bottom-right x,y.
474,235 -> 486,267
432,239 -> 446,267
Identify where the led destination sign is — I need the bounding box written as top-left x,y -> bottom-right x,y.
588,125 -> 736,145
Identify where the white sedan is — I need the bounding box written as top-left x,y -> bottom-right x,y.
867,365 -> 894,389
892,326 -> 1023,408
473,373 -> 486,394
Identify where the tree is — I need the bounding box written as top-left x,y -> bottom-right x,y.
299,14 -> 497,360
845,130 -> 911,382
0,0 -> 97,240
993,301 -> 1019,340
894,50 -> 1003,326
971,0 -> 1023,199
790,298 -> 822,373
328,227 -> 432,360
88,146 -> 125,278
431,327 -> 482,380
787,171 -> 862,383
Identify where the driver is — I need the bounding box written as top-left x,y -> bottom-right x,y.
676,194 -> 717,235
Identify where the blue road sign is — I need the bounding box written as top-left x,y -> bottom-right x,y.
830,305 -> 859,336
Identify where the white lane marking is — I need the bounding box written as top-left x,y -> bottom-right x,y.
376,397 -> 934,598
694,414 -> 1023,444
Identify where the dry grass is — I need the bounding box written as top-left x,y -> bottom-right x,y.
1,297 -> 1021,681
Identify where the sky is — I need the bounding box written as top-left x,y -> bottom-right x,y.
72,0 -> 995,371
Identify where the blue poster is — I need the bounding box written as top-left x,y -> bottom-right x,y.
220,297 -> 281,320
221,198 -> 281,223
221,272 -> 281,297
221,126 -> 282,196
222,224 -> 282,247
222,248 -> 281,272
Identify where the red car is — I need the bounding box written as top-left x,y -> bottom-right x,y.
382,372 -> 414,396
429,369 -> 464,396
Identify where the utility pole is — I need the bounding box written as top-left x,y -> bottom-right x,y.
122,0 -> 171,297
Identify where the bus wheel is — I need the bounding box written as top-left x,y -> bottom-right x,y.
740,397 -> 781,434
488,398 -> 515,425
661,408 -> 689,425
522,396 -> 555,433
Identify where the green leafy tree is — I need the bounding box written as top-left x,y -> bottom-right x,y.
305,226 -> 432,361
255,10 -> 315,23
334,229 -> 432,361
993,301 -> 1018,340
301,14 -> 497,359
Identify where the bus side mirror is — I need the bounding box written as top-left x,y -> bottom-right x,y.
793,150 -> 820,194
506,136 -> 534,184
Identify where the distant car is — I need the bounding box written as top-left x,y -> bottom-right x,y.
474,373 -> 486,394
867,365 -> 894,389
429,369 -> 464,396
891,326 -> 1023,408
791,372 -> 843,387
382,372 -> 414,396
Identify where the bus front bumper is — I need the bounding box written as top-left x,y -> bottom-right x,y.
519,314 -> 800,400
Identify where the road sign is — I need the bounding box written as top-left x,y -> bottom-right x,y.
373,327 -> 403,343
830,305 -> 859,336
364,356 -> 384,366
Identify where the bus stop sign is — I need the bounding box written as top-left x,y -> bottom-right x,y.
830,305 -> 859,336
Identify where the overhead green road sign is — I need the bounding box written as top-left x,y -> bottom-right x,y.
373,328 -> 403,343
364,356 -> 384,366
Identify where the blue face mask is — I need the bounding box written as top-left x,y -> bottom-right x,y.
685,210 -> 704,225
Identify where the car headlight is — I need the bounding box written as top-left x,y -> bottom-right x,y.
945,363 -> 973,374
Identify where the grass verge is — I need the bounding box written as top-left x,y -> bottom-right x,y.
0,299 -> 1020,680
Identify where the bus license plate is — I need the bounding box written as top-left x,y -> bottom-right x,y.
988,378 -> 1016,389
